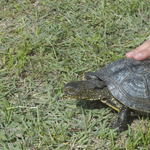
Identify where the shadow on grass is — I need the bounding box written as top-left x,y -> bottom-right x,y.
76,100 -> 150,132
76,99 -> 108,110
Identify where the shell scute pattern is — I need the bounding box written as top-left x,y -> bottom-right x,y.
95,58 -> 150,113
122,74 -> 146,98
126,59 -> 149,74
143,59 -> 150,69
144,72 -> 150,99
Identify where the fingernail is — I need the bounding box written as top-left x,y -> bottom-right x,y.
134,53 -> 142,58
126,51 -> 134,57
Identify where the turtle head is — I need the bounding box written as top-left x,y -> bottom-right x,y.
64,81 -> 87,99
64,81 -> 79,95
64,80 -> 106,100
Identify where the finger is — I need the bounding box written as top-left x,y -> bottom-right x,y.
126,51 -> 134,58
126,39 -> 150,58
133,48 -> 150,60
133,39 -> 150,54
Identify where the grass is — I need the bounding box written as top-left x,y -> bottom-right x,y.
0,0 -> 150,149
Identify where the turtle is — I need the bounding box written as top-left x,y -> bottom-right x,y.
64,58 -> 150,132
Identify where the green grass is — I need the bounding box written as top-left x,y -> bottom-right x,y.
0,0 -> 150,149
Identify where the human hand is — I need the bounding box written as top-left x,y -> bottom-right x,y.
126,39 -> 150,60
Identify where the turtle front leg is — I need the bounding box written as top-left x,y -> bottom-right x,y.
110,105 -> 129,132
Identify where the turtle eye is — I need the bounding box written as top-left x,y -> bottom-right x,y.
64,86 -> 75,95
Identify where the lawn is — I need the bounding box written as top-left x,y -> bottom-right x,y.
0,0 -> 150,149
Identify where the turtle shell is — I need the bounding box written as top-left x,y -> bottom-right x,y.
95,58 -> 150,113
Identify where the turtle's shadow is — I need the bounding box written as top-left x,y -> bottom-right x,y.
76,100 -> 149,130
76,100 -> 108,110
